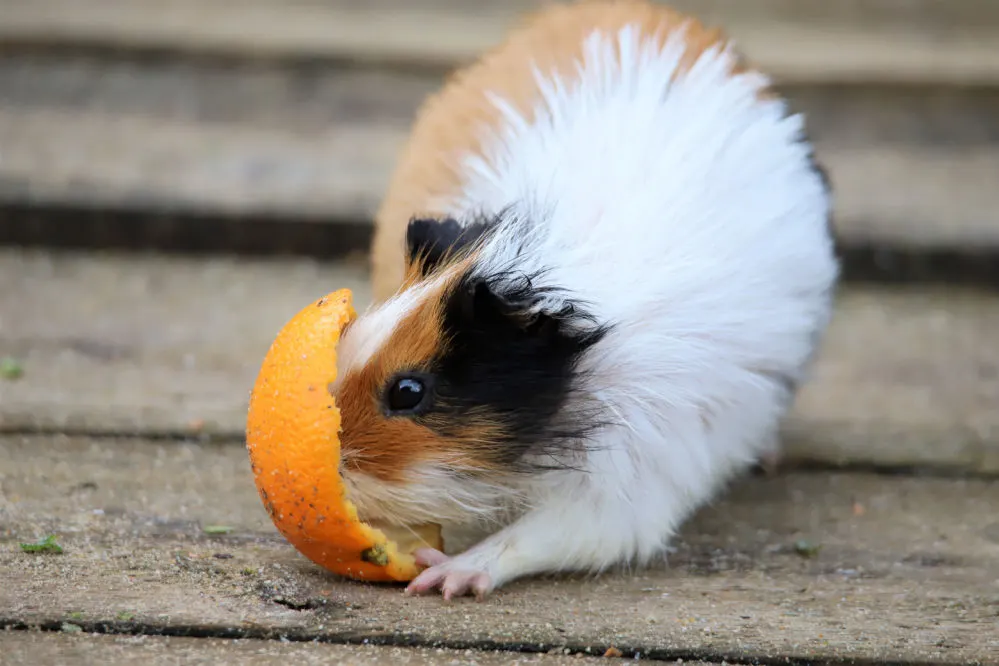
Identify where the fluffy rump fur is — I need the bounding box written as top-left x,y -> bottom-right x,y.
338,0 -> 839,597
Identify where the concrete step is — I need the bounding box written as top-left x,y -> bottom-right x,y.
1,434 -> 997,664
4,107 -> 996,248
2,0 -> 999,84
1,249 -> 996,475
1,55 -> 998,256
0,631 -> 612,666
0,106 -> 397,223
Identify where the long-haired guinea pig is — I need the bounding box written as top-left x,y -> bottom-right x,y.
330,0 -> 839,600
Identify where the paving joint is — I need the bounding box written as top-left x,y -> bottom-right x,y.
0,41 -> 455,77
0,620 -> 968,666
3,205 -> 999,289
5,41 -> 999,91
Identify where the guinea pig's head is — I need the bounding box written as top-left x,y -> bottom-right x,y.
329,217 -> 607,527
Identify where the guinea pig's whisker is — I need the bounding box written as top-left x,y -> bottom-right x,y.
594,392 -> 639,434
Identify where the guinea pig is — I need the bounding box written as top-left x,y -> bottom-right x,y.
330,0 -> 839,600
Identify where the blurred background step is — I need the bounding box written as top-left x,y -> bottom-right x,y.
2,102 -> 997,246
3,0 -> 999,84
1,52 -> 998,282
1,249 -> 996,476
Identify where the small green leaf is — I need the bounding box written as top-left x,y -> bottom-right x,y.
20,534 -> 64,554
116,610 -> 135,621
793,539 -> 821,558
202,525 -> 233,535
0,357 -> 23,380
66,611 -> 84,621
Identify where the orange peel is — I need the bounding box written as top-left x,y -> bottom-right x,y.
245,288 -> 442,582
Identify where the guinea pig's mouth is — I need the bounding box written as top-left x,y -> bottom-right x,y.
338,465 -> 432,527
365,519 -> 444,556
338,459 -> 445,554
340,454 -> 529,535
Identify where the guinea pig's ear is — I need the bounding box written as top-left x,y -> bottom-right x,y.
406,217 -> 488,277
458,277 -> 560,340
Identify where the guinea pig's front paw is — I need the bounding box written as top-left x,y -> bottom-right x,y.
404,548 -> 494,601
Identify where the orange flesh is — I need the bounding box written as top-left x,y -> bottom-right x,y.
245,289 -> 442,582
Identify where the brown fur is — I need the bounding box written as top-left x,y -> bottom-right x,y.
336,281 -> 450,483
370,0 -> 757,302
336,262 -> 511,483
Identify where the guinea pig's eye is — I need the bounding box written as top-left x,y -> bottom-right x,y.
383,372 -> 434,416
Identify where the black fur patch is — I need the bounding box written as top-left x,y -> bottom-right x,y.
405,217 -> 491,277
415,269 -> 610,471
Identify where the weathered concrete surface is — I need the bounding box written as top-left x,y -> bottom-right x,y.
1,435 -> 997,663
0,107 -> 402,222
4,56 -> 999,147
2,249 -> 997,474
2,0 -> 999,84
0,249 -> 372,438
0,631 -> 626,665
0,53 -> 437,128
786,287 -> 999,474
2,57 -> 998,248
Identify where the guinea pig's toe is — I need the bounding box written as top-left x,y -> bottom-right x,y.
469,572 -> 493,601
405,566 -> 448,596
441,570 -> 493,601
405,556 -> 495,601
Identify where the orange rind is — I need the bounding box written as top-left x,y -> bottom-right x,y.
245,289 -> 442,582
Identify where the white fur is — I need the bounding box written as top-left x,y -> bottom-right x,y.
376,23 -> 837,594
344,460 -> 528,527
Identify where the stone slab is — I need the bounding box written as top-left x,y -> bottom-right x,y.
0,107 -> 401,222
2,0 -> 999,84
1,435 -> 997,664
786,286 -> 999,474
1,249 -> 997,474
4,56 -> 999,149
1,88 -> 997,249
0,249 -> 372,438
0,631 -> 621,665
